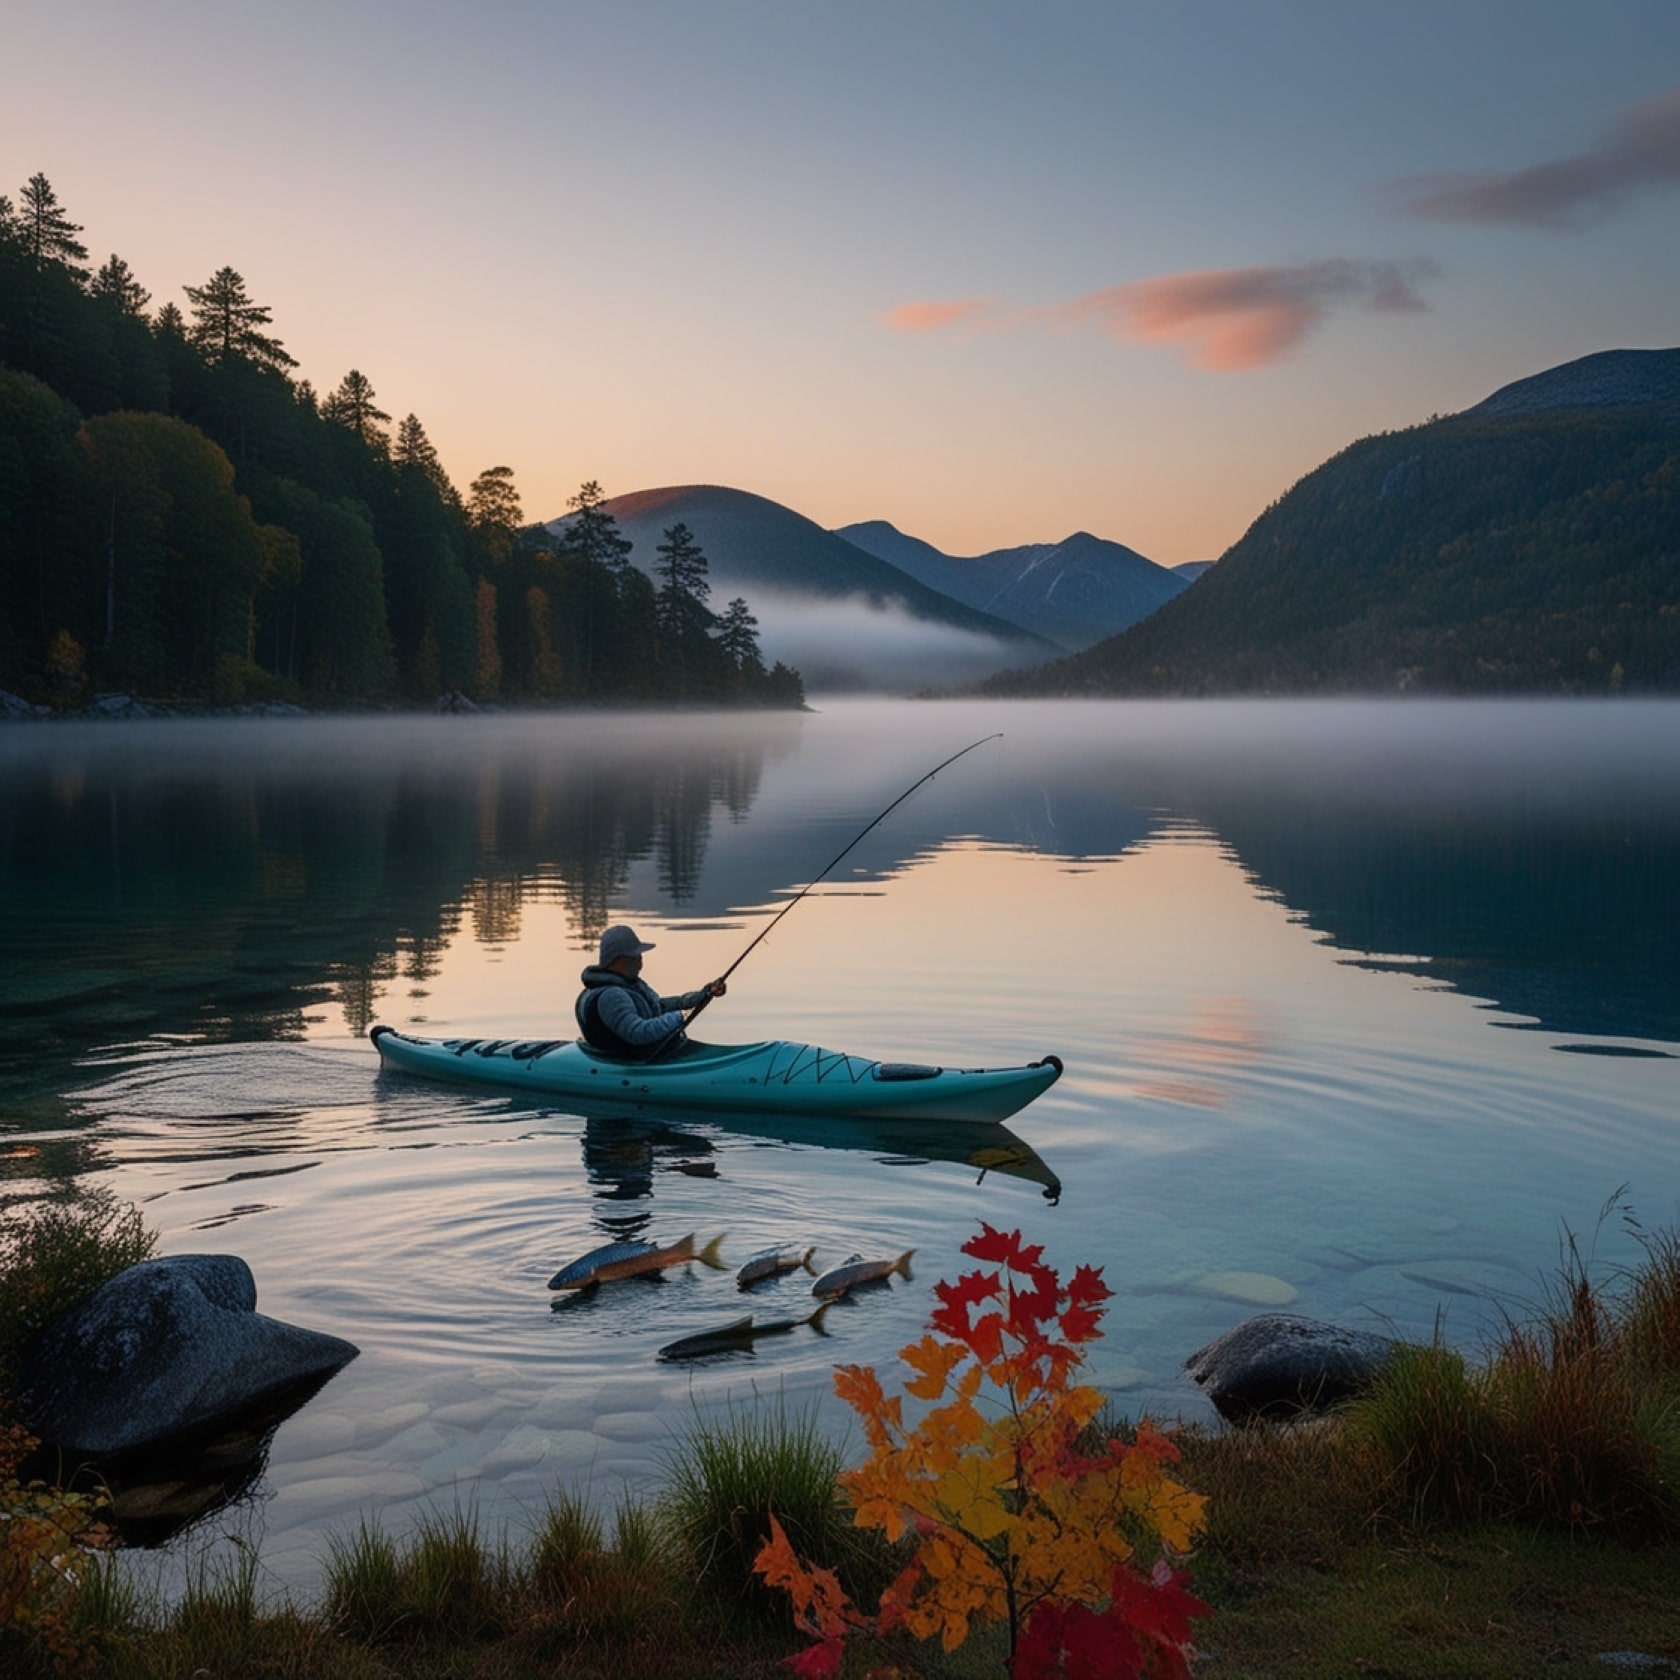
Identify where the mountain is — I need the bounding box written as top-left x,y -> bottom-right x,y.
835,521 -> 1186,651
984,347 -> 1680,697
547,485 -> 1058,692
1172,561 -> 1216,583
1462,347 -> 1680,419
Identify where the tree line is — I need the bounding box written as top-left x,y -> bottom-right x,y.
0,173 -> 803,709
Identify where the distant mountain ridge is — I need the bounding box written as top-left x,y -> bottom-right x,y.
835,521 -> 1186,651
983,346 -> 1680,697
548,485 -> 1059,692
1462,347 -> 1680,419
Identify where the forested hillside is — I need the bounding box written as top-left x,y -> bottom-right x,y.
0,174 -> 802,710
985,358 -> 1680,697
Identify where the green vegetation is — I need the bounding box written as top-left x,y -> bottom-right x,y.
0,174 -> 803,710
986,403 -> 1680,696
660,1395 -> 882,1626
0,1188 -> 155,1391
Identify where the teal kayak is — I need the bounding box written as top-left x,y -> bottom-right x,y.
370,1025 -> 1061,1125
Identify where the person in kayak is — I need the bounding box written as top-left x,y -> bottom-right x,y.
575,924 -> 727,1059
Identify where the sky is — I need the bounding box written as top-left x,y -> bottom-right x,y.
6,1 -> 1679,564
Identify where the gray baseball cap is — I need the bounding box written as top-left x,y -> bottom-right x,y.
599,924 -> 656,964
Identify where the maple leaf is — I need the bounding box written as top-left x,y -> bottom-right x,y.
1065,1261 -> 1112,1307
964,1222 -> 1042,1270
785,1633 -> 845,1678
902,1333 -> 967,1401
1057,1301 -> 1105,1345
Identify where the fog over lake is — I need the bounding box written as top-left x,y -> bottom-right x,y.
3,698 -> 1676,1592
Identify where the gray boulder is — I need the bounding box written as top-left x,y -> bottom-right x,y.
1186,1312 -> 1396,1423
19,1254 -> 358,1455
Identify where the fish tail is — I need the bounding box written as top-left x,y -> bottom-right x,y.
894,1249 -> 916,1280
698,1232 -> 728,1271
801,1246 -> 819,1274
808,1301 -> 833,1337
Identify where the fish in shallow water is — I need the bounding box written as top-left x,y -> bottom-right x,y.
736,1242 -> 818,1289
547,1232 -> 727,1291
658,1302 -> 832,1360
811,1250 -> 915,1300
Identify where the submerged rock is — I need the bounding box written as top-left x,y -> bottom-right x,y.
19,1253 -> 358,1455
1185,1312 -> 1396,1423
1187,1270 -> 1300,1307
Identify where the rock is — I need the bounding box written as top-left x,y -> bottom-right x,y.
19,1254 -> 358,1455
0,687 -> 49,720
1187,1270 -> 1300,1307
1185,1312 -> 1397,1423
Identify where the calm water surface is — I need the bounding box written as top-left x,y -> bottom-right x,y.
2,698 -> 1677,1593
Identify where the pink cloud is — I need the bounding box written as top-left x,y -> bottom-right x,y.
1055,260 -> 1437,371
884,298 -> 994,332
1396,84 -> 1680,229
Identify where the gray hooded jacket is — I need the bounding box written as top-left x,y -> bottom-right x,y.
575,966 -> 706,1057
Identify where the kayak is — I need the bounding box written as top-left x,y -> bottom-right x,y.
370,1025 -> 1062,1124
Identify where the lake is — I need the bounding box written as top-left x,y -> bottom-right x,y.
3,697 -> 1677,1594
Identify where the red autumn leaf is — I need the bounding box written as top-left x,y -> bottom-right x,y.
785,1633 -> 846,1678
934,1267 -> 1001,1315
1057,1301 -> 1105,1344
1015,1600 -> 1144,1680
964,1223 -> 1044,1276
1107,1560 -> 1210,1652
1005,1265 -> 1058,1316
1066,1262 -> 1113,1307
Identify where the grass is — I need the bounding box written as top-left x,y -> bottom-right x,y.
1341,1211 -> 1680,1540
660,1394 -> 884,1623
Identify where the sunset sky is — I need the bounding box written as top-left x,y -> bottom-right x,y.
7,1 -> 1677,563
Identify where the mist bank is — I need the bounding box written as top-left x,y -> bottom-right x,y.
747,589 -> 1047,692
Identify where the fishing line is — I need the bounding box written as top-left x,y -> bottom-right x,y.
650,733 -> 1003,1055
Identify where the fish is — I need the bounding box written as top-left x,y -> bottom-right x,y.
657,1302 -> 833,1361
811,1249 -> 915,1300
546,1232 -> 727,1291
735,1242 -> 819,1289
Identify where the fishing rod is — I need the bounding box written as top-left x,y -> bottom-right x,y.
650,732 -> 1003,1056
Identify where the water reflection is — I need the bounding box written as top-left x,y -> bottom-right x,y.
4,701 -> 1676,1104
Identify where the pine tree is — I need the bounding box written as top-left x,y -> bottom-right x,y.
715,596 -> 765,672
16,174 -> 88,277
322,368 -> 390,445
653,521 -> 713,636
394,413 -> 455,502
90,254 -> 149,317
467,465 -> 522,569
561,479 -> 633,577
183,267 -> 297,369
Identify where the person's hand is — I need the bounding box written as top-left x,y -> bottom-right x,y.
706,978 -> 727,998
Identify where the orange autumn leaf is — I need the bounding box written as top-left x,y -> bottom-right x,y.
901,1333 -> 967,1401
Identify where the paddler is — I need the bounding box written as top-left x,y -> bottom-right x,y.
575,924 -> 727,1059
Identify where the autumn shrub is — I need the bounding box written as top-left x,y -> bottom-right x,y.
0,1413 -> 113,1674
756,1223 -> 1209,1678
